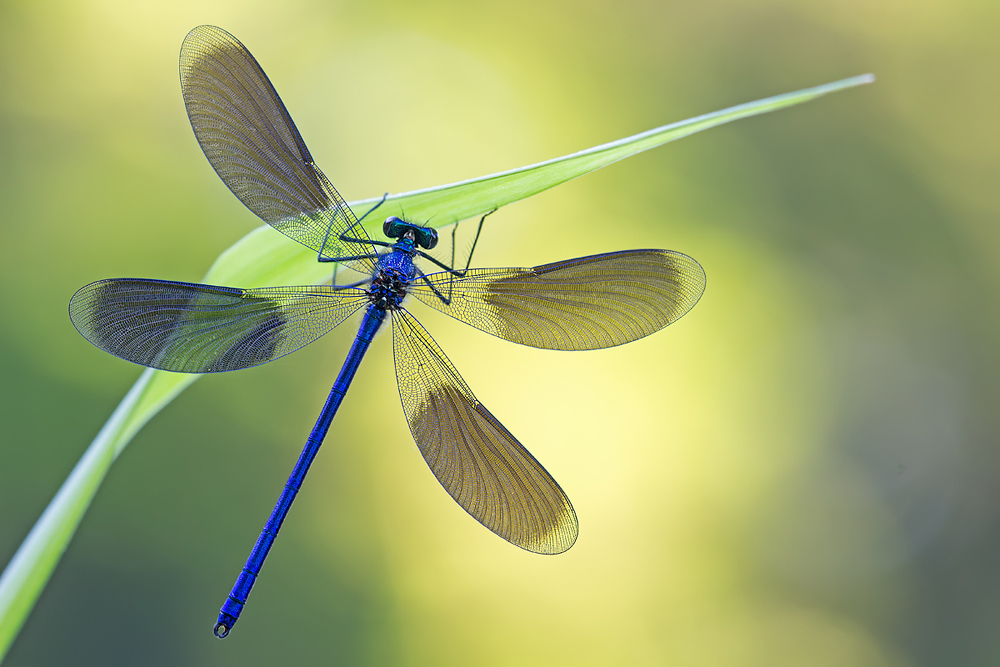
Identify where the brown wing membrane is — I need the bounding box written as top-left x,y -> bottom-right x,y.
69,278 -> 367,373
179,25 -> 376,268
392,308 -> 578,554
410,249 -> 706,350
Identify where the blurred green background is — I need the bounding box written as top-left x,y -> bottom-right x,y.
2,0 -> 998,665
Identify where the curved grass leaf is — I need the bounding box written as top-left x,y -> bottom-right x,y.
0,74 -> 873,660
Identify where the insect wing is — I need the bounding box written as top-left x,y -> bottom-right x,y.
179,25 -> 377,270
411,249 -> 706,350
392,308 -> 578,554
70,278 -> 367,373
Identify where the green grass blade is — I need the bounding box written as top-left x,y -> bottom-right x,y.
354,74 -> 876,227
0,73 -> 873,661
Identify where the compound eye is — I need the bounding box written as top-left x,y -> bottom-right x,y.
421,228 -> 439,250
383,216 -> 402,238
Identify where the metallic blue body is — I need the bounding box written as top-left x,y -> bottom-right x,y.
214,237 -> 418,638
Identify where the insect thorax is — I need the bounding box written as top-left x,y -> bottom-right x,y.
368,268 -> 409,310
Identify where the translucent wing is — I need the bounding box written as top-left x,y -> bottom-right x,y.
392,308 -> 578,554
179,25 -> 377,270
410,249 -> 706,350
69,278 -> 368,373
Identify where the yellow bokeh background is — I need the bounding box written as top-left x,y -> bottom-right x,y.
1,0 -> 997,665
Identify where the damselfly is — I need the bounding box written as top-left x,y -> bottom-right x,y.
69,26 -> 706,638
